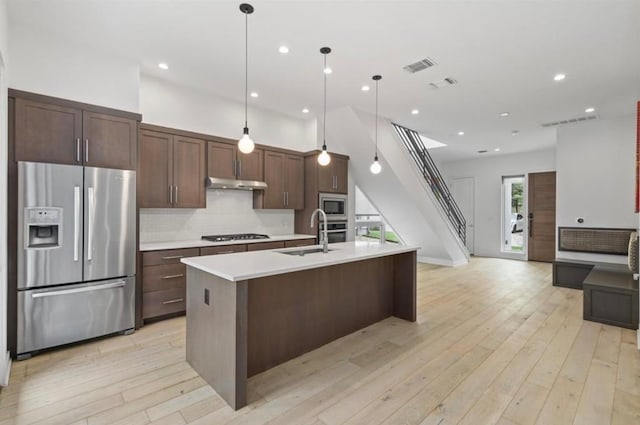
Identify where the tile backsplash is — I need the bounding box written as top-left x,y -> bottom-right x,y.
140,190 -> 295,242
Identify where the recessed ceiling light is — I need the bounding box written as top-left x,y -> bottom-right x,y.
278,45 -> 289,54
324,67 -> 332,74
250,92 -> 259,98
302,108 -> 309,114
553,73 -> 566,81
158,62 -> 169,70
494,148 -> 501,152
585,107 -> 595,113
500,112 -> 510,117
361,85 -> 370,92
457,131 -> 465,136
411,109 -> 419,115
512,130 -> 519,136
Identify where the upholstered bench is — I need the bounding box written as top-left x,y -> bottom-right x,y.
583,268 -> 638,329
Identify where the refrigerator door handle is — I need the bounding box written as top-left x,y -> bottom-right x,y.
73,186 -> 80,262
31,281 -> 126,298
87,186 -> 94,261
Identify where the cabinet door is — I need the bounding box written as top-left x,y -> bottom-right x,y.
262,151 -> 285,208
139,130 -> 173,208
237,148 -> 264,181
14,98 -> 82,165
173,136 -> 206,208
83,112 -> 137,170
317,159 -> 335,193
207,141 -> 237,179
333,157 -> 349,194
285,154 -> 304,209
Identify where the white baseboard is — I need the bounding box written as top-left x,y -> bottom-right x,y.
418,256 -> 469,267
0,351 -> 11,387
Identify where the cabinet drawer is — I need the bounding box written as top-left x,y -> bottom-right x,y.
247,241 -> 286,251
200,244 -> 247,256
142,248 -> 200,266
143,263 -> 186,293
143,288 -> 186,319
285,238 -> 316,248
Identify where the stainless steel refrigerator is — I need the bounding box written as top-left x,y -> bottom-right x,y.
17,161 -> 136,358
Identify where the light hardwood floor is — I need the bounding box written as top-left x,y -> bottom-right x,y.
2,258 -> 639,425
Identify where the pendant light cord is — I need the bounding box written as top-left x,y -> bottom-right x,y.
244,11 -> 248,129
323,53 -> 327,145
375,79 -> 379,157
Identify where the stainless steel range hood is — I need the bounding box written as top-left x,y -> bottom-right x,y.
206,177 -> 267,191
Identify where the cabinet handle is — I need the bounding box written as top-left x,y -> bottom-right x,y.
169,186 -> 173,204
233,159 -> 237,178
75,138 -> 81,162
162,255 -> 184,260
162,298 -> 184,305
215,250 -> 236,254
84,139 -> 89,163
163,274 -> 184,279
174,186 -> 178,204
237,159 -> 242,178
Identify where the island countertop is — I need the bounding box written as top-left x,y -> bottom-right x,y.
181,241 -> 419,282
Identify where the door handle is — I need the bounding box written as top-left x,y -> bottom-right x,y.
87,186 -> 94,261
76,138 -> 81,163
528,213 -> 534,237
162,274 -> 184,279
73,186 -> 80,262
84,139 -> 89,163
32,281 -> 126,298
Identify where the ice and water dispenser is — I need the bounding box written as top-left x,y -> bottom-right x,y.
24,207 -> 62,249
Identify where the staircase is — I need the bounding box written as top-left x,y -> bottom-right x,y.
327,106 -> 469,266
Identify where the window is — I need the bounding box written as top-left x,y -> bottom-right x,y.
502,176 -> 525,252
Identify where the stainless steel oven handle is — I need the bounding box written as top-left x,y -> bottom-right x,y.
87,186 -> 94,261
73,186 -> 80,262
32,281 -> 126,298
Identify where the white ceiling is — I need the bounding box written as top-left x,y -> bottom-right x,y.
8,0 -> 640,162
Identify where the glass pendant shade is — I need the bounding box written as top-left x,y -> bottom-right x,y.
318,147 -> 331,166
238,128 -> 254,154
370,157 -> 382,174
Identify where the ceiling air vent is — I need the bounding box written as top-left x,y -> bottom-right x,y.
477,150 -> 488,154
541,115 -> 598,128
428,78 -> 458,89
402,58 -> 436,74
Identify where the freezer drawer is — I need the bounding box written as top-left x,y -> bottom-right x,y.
17,277 -> 135,355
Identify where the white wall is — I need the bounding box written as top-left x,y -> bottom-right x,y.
139,76 -> 316,241
556,116 -> 637,263
441,149 -> 556,260
0,0 -> 10,387
8,23 -> 139,112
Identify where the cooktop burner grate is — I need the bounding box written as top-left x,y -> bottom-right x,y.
201,233 -> 270,242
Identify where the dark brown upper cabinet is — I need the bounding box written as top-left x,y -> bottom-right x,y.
254,150 -> 303,210
207,141 -> 264,181
13,95 -> 137,170
317,155 -> 348,194
139,129 -> 206,209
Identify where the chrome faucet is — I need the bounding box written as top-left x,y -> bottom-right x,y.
310,208 -> 329,253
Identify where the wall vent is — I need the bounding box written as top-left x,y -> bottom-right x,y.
428,78 -> 458,89
541,115 -> 598,128
402,58 -> 436,73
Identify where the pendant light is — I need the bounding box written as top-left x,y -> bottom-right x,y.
318,47 -> 332,166
370,75 -> 382,174
238,3 -> 255,154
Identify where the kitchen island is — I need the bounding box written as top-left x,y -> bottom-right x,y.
181,241 -> 418,409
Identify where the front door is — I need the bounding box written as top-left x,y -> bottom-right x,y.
528,171 -> 556,262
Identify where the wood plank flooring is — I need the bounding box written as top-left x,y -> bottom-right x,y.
1,258 -> 639,425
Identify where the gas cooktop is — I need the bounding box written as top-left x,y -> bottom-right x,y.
201,233 -> 270,242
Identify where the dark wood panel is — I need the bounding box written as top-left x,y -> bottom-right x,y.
246,256 -> 395,377
142,263 -> 186,293
393,251 -> 417,321
317,158 -> 335,193
246,241 -> 286,251
142,248 -> 200,266
259,151 -> 285,209
138,130 -> 173,208
284,238 -> 316,248
14,98 -> 82,165
173,136 -> 206,208
208,141 -> 237,179
237,148 -> 263,181
143,287 -> 186,319
528,171 -> 556,262
285,154 -> 304,209
83,112 -> 137,170
200,244 -> 248,256
333,156 -> 349,194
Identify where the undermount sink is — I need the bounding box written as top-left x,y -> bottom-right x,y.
277,247 -> 333,256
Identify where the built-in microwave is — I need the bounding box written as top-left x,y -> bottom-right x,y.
319,193 -> 348,221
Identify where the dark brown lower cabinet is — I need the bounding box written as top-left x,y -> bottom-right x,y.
247,241 -> 286,251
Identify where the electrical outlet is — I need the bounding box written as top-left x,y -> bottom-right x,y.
204,288 -> 210,305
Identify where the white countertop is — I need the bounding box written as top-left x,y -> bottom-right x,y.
181,241 -> 419,282
140,234 -> 316,252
